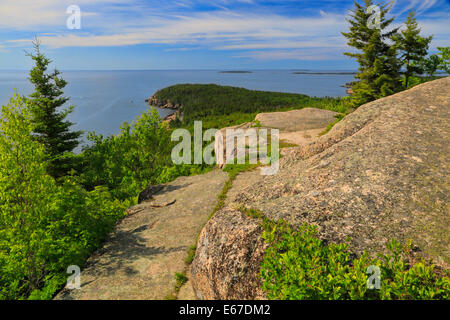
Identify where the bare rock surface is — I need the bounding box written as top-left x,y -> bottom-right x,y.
177,267 -> 197,300
279,128 -> 326,146
191,77 -> 450,300
55,170 -> 227,300
215,108 -> 338,167
255,108 -> 338,132
255,108 -> 339,146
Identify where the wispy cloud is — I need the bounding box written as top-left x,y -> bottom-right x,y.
0,0 -> 448,65
393,0 -> 442,15
0,0 -> 126,29
6,10 -> 349,50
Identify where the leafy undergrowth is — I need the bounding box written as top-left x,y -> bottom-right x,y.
0,95 -> 130,300
260,220 -> 449,300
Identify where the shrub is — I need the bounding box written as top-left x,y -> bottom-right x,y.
0,95 -> 127,300
174,272 -> 188,292
80,107 -> 174,200
260,220 -> 449,300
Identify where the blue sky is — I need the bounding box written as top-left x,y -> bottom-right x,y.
0,0 -> 448,70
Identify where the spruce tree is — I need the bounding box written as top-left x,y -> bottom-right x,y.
342,0 -> 401,106
423,54 -> 441,78
26,39 -> 82,178
394,10 -> 433,88
437,47 -> 449,73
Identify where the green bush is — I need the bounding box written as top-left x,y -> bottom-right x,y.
80,107 -> 211,201
0,95 -> 128,300
0,94 -> 212,300
260,220 -> 449,300
80,107 -> 174,200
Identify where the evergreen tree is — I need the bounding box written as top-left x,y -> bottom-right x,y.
437,47 -> 449,73
26,39 -> 82,178
394,10 -> 433,88
342,0 -> 401,106
423,54 -> 441,78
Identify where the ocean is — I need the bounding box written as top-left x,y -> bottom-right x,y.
0,70 -> 355,144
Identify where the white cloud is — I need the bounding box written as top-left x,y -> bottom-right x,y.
1,0 -> 448,62
5,11 -> 349,51
0,0 -> 129,29
393,0 -> 441,15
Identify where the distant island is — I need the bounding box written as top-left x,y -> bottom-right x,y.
219,71 -> 253,74
293,71 -> 357,75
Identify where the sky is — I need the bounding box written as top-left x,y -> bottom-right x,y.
0,0 -> 449,70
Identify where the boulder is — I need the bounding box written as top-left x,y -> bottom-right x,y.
191,77 -> 450,300
191,208 -> 268,300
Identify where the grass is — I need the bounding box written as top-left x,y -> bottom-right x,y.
175,272 -> 188,291
163,293 -> 177,300
164,271 -> 189,300
320,113 -> 346,136
279,139 -> 299,148
238,207 -> 265,220
185,245 -> 197,265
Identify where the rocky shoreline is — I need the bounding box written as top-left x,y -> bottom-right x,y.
146,96 -> 181,110
146,95 -> 184,122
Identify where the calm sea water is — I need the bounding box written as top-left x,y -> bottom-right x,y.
0,70 -> 355,144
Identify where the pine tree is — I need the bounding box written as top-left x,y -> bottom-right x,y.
342,0 -> 401,106
437,47 -> 449,73
423,54 -> 441,78
394,10 -> 433,88
26,39 -> 82,178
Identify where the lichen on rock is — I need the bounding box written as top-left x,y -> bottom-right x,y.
191,77 -> 450,300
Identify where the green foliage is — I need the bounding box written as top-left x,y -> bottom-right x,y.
154,84 -> 351,126
174,272 -> 188,292
320,113 -> 346,136
80,106 -> 211,201
239,207 -> 264,220
185,112 -> 259,131
401,75 -> 445,90
279,140 -> 298,148
423,54 -> 442,78
26,39 -> 82,178
0,95 -> 127,300
185,245 -> 197,265
156,164 -> 211,185
260,220 -> 449,300
80,108 -> 174,200
223,162 -> 260,179
437,47 -> 449,73
343,0 -> 402,107
394,11 -> 433,88
163,293 -> 178,300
